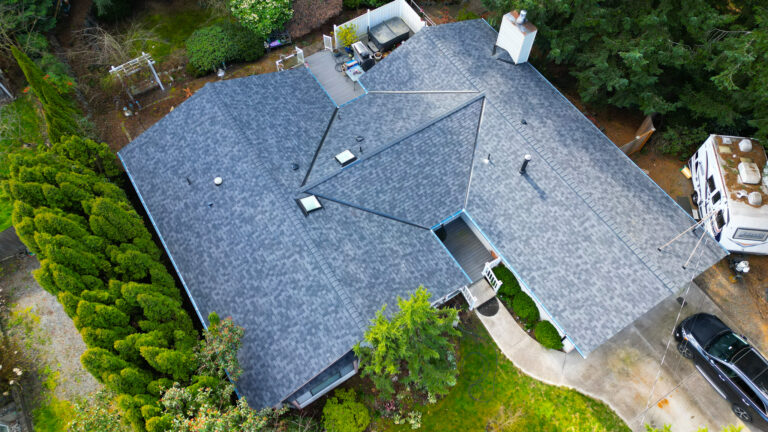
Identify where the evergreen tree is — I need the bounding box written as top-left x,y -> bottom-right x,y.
482,0 -> 768,155
354,286 -> 460,399
11,47 -> 83,143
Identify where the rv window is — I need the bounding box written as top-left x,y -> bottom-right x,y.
712,191 -> 721,204
707,176 -> 716,191
715,211 -> 725,231
734,228 -> 768,242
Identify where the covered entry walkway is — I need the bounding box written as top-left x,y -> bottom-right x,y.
436,216 -> 493,282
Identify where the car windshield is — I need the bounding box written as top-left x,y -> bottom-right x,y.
706,332 -> 749,362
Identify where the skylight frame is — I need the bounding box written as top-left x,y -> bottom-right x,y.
297,195 -> 323,215
335,150 -> 357,167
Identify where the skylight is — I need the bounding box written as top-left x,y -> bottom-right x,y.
335,150 -> 357,167
298,195 -> 322,215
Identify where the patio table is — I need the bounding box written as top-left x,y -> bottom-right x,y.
345,64 -> 364,82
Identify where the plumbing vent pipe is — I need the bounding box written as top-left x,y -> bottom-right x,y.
519,154 -> 532,174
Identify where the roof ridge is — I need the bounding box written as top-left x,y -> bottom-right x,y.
300,92 -> 485,194
423,23 -> 682,292
208,86 -> 368,333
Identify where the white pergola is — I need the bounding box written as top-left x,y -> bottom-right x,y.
109,52 -> 164,92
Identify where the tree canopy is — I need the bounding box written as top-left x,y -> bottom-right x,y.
2,136 -> 198,431
228,0 -> 293,40
482,0 -> 768,156
354,286 -> 460,400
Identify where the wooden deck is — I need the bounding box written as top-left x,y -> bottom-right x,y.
305,50 -> 365,106
441,217 -> 493,282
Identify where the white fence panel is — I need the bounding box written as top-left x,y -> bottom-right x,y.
368,1 -> 399,29
399,0 -> 426,32
333,0 -> 426,48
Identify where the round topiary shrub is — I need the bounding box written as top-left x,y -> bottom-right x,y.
323,388 -> 370,432
186,23 -> 265,77
494,265 -> 521,308
512,291 -> 539,327
535,320 -> 564,350
186,25 -> 233,76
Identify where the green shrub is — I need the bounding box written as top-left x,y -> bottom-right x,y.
512,291 -> 539,328
493,265 -> 520,308
534,321 -> 564,350
186,22 -> 265,76
323,389 -> 370,432
456,9 -> 480,21
92,0 -> 133,22
336,23 -> 358,48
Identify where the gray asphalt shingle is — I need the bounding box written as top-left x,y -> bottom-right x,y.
119,19 -> 726,407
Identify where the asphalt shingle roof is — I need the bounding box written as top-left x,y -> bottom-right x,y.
119,19 -> 726,407
306,96 -> 483,228
360,20 -> 725,353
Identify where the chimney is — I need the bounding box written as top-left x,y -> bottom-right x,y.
496,10 -> 537,64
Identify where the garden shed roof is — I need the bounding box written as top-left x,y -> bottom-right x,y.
119,19 -> 726,409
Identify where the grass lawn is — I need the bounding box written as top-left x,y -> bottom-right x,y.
138,5 -> 216,62
363,315 -> 629,431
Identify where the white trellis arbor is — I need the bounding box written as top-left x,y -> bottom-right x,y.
109,52 -> 165,93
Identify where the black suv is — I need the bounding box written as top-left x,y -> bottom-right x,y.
675,313 -> 768,430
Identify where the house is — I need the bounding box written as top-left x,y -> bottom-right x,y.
118,16 -> 726,409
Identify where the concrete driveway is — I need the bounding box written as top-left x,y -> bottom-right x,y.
476,282 -> 754,431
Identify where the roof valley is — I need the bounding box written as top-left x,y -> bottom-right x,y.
423,28 -> 678,293
209,88 -> 368,333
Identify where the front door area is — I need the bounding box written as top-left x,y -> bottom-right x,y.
434,214 -> 494,282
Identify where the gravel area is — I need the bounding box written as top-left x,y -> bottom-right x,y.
1,255 -> 101,403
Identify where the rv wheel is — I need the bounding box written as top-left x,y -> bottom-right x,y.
691,191 -> 699,203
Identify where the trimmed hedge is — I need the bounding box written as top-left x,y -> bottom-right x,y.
186,22 -> 265,76
323,389 -> 370,432
493,265 -> 520,308
4,137 -> 198,431
512,291 -> 539,329
535,321 -> 564,350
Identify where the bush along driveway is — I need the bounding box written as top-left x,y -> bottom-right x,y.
476,280 -> 747,431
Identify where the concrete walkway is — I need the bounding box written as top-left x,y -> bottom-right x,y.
476,283 -> 750,432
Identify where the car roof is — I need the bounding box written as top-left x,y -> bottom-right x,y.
733,348 -> 768,399
688,313 -> 731,348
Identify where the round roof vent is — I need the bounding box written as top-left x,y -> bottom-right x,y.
739,138 -> 753,152
749,191 -> 762,206
214,177 -> 223,186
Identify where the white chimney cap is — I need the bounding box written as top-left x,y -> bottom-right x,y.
214,176 -> 223,186
739,138 -> 753,152
516,10 -> 527,24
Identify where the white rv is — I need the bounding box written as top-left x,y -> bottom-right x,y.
689,134 -> 768,254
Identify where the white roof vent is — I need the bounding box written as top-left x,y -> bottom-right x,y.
335,150 -> 357,167
739,138 -> 753,152
213,176 -> 223,186
738,162 -> 761,184
297,195 -> 322,215
749,191 -> 763,206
